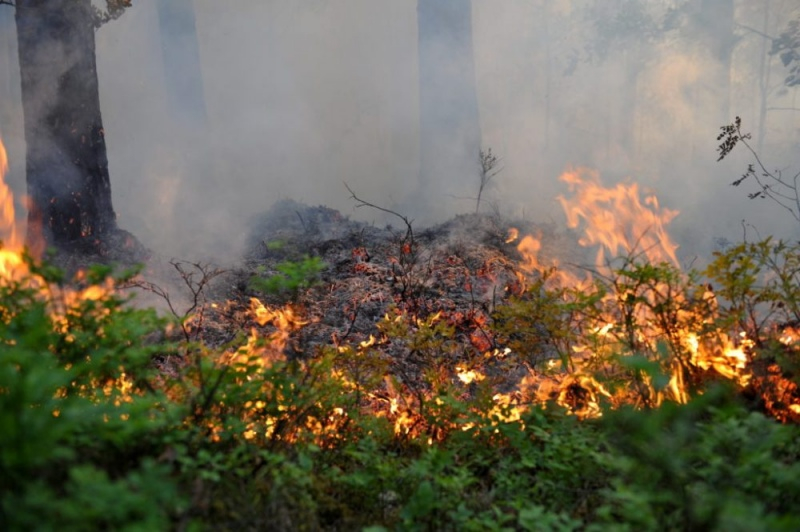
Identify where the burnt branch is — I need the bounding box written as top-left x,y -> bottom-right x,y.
477,147 -> 503,214
124,260 -> 226,342
735,22 -> 775,41
344,183 -> 430,306
345,182 -> 414,245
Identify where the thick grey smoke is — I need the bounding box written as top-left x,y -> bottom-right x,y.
0,1 -> 798,262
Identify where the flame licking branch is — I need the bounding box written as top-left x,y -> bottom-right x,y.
510,167 -> 758,415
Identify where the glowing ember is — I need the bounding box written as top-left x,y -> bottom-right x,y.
455,365 -> 485,385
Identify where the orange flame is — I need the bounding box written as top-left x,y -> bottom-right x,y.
508,167 -> 758,415
557,167 -> 679,267
0,135 -> 25,280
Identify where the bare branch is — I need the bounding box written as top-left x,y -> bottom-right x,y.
344,182 -> 414,245
735,22 -> 776,41
122,260 -> 226,342
476,147 -> 503,214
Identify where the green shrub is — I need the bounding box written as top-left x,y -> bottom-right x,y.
249,255 -> 326,302
0,260 -> 184,530
594,386 -> 800,531
2,245 -> 800,531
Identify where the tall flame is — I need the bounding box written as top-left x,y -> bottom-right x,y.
0,134 -> 25,279
557,167 -> 680,267
510,167 -> 754,414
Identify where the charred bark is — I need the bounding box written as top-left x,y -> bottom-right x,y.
15,0 -> 118,251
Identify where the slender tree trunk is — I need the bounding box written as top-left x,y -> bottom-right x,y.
622,51 -> 642,161
417,0 -> 482,203
15,0 -> 118,250
156,0 -> 207,127
543,3 -> 551,152
0,8 -> 15,124
757,0 -> 772,152
699,0 -> 736,126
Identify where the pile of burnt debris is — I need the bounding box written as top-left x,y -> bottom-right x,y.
237,199 -> 578,355
130,198 -> 800,422
136,198 -> 574,395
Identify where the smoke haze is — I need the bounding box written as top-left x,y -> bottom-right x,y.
0,1 -> 798,262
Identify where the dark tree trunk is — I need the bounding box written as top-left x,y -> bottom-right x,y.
417,0 -> 482,203
0,8 -> 16,125
15,0 -> 118,251
688,0 -> 736,125
156,0 -> 207,127
705,0 -> 735,125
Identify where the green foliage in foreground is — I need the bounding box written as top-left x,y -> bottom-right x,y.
2,251 -> 800,531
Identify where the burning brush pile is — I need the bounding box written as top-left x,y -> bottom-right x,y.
188,166 -> 800,433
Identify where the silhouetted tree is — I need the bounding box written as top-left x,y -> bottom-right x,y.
417,0 -> 481,202
673,0 -> 736,124
0,7 -> 15,124
8,0 -> 131,253
156,0 -> 206,127
585,0 -> 660,155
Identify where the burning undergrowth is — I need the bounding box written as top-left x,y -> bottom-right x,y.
208,200 -> 558,438
244,199 -> 533,362
159,169 -> 800,436
4,128 -> 800,528
3,118 -> 799,436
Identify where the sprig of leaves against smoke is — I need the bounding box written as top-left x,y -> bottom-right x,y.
717,117 -> 800,224
93,0 -> 132,28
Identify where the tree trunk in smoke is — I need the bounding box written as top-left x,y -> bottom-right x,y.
619,51 -> 641,160
156,0 -> 207,127
756,0 -> 772,153
543,4 -> 551,152
0,7 -> 15,127
697,0 -> 736,126
15,0 -> 118,251
417,0 -> 482,204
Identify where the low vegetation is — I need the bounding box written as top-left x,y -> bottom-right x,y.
2,239 -> 800,531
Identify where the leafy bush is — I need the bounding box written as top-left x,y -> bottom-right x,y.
705,238 -> 800,341
2,246 -> 800,530
0,259 -> 183,530
249,255 -> 326,302
595,386 -> 800,531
